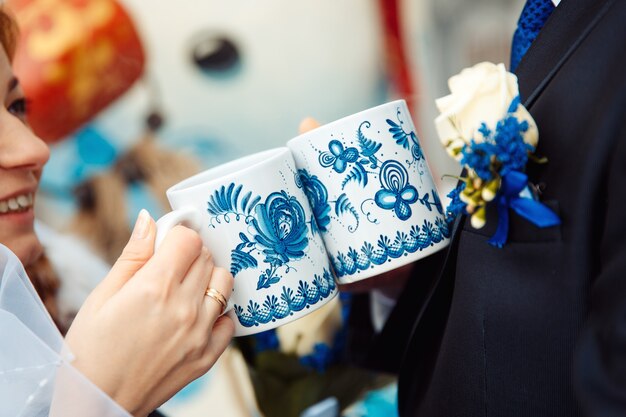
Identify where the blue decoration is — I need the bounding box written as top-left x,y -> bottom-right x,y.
206,183 -> 261,224
331,219 -> 450,278
356,121 -> 383,168
444,96 -> 560,247
445,182 -> 467,224
208,186 -> 310,290
314,110 -> 429,231
319,140 -> 359,174
251,191 -> 309,267
333,193 -> 359,232
374,161 -> 418,220
304,107 -> 448,276
459,97 -> 534,182
234,269 -> 336,328
386,109 -> 424,171
296,169 -> 360,235
296,169 -> 332,234
319,122 -> 385,190
488,170 -> 561,247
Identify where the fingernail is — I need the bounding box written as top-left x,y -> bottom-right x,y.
132,209 -> 151,239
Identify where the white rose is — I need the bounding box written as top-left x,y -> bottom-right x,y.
434,62 -> 538,158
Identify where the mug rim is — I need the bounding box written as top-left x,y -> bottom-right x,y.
287,99 -> 407,146
167,147 -> 291,195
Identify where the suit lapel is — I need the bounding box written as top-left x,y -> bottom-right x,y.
517,0 -> 614,108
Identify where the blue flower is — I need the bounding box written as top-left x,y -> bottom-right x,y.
252,191 -> 309,266
445,183 -> 467,224
492,116 -> 534,176
296,169 -> 331,233
319,140 -> 359,173
374,160 -> 418,220
460,140 -> 497,181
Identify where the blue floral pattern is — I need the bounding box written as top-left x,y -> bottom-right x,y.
285,102 -> 451,280
251,191 -> 309,266
374,161 -> 418,220
209,186 -> 310,290
386,108 -> 425,172
319,140 -> 359,174
315,109 -> 439,226
295,169 -> 331,234
234,269 -> 336,328
319,122 -> 384,190
296,169 -> 360,234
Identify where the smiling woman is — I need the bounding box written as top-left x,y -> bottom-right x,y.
0,10 -> 49,268
0,7 -> 235,417
0,8 -> 63,325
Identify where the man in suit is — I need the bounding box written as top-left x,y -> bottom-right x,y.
345,0 -> 626,415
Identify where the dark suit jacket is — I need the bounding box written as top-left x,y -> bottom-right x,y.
348,1 -> 626,416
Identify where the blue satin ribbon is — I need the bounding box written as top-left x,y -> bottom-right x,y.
488,170 -> 561,247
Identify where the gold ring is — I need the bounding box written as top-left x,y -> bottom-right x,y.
204,287 -> 227,313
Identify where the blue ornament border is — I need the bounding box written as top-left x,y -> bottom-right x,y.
234,268 -> 336,328
331,217 -> 451,278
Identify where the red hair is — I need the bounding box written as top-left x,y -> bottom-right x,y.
0,7 -> 18,61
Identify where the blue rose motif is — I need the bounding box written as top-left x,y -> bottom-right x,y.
374,160 -> 418,220
296,169 -> 331,233
319,140 -> 359,173
251,191 -> 309,266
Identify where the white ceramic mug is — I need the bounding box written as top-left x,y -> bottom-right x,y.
155,147 -> 337,336
287,99 -> 450,284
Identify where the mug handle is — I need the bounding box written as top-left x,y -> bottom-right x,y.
154,206 -> 202,249
154,206 -> 233,314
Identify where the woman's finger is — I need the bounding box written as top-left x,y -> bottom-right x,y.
140,225 -> 204,286
180,246 -> 214,302
202,316 -> 235,368
202,266 -> 234,321
91,210 -> 156,305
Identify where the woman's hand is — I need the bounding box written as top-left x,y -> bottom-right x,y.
65,210 -> 234,417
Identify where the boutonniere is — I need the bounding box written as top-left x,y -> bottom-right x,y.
435,62 -> 560,247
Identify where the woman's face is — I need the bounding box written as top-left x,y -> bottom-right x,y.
0,46 -> 49,266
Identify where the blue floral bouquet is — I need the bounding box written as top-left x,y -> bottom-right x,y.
434,62 -> 560,247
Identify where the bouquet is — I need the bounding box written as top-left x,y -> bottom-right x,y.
435,62 -> 560,247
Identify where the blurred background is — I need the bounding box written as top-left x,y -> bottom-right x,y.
5,0 -> 523,416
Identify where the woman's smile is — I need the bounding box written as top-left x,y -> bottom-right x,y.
0,191 -> 34,213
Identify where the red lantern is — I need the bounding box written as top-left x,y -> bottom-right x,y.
6,0 -> 145,143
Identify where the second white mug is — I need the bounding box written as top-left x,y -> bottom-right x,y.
287,99 -> 450,284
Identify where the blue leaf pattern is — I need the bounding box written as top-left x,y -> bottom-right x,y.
207,184 -> 261,222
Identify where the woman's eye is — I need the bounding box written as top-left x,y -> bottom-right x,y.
8,98 -> 29,120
